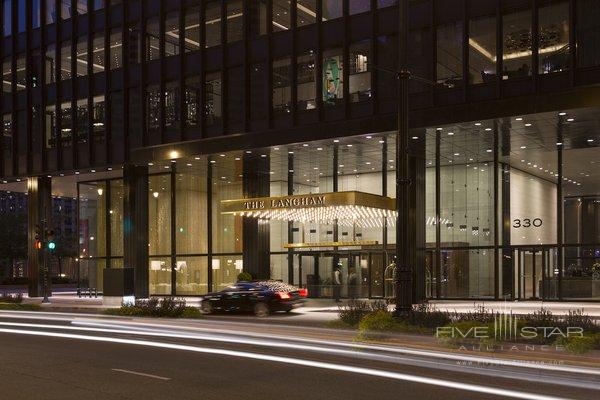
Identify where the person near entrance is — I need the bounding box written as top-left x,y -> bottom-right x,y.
348,267 -> 358,299
333,266 -> 342,302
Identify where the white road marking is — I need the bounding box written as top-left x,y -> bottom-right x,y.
111,368 -> 171,381
0,327 -> 575,400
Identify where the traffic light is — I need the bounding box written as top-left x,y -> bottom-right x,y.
34,225 -> 43,251
45,229 -> 56,251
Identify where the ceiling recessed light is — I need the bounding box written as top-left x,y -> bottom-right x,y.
588,139 -> 594,143
412,136 -> 418,139
474,122 -> 482,126
520,146 -> 527,149
333,139 -> 339,143
447,132 -> 454,136
566,118 -> 574,122
366,135 -> 372,139
556,142 -> 563,146
558,112 -> 566,116
436,127 -> 443,131
515,117 -> 523,121
317,147 -> 323,151
525,123 -> 532,127
484,128 -> 492,131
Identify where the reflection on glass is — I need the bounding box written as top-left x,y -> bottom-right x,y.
226,0 -> 243,43
469,15 -> 496,84
61,41 -> 72,80
538,2 -> 570,74
146,17 -> 160,61
109,28 -> 122,70
322,0 -> 342,21
205,1 -> 222,48
92,32 -> 105,73
503,9 -> 532,79
272,0 -> 290,31
436,22 -> 463,86
165,11 -> 180,57
184,6 -> 200,52
79,182 -> 106,259
273,58 -> 292,115
297,0 -> 317,27
110,180 -> 124,257
76,36 -> 88,77
297,51 -> 316,110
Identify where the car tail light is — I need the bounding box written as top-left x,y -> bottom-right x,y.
276,291 -> 291,300
298,288 -> 308,298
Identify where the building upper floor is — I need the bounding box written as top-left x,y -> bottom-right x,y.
2,0 -> 600,180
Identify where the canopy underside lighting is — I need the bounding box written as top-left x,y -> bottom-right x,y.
221,191 -> 397,228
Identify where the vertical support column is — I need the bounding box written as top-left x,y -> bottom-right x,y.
123,164 -> 149,298
501,119 -> 512,299
27,176 -> 52,298
435,128 -> 441,299
287,152 -> 294,284
207,159 -> 213,291
382,138 -> 388,264
557,123 -> 564,300
242,153 -> 271,279
493,120 -> 500,299
410,130 -> 426,303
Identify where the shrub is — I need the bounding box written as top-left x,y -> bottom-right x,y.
105,297 -> 201,319
406,303 -> 451,329
359,310 -> 397,332
0,303 -> 41,311
338,299 -> 383,327
0,292 -> 23,304
555,334 -> 600,355
563,309 -> 599,334
237,272 -> 253,281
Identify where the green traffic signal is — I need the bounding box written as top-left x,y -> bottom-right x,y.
48,241 -> 56,250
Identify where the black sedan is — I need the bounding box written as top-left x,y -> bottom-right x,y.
199,281 -> 307,317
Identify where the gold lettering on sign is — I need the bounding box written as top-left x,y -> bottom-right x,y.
243,200 -> 265,210
270,195 -> 325,209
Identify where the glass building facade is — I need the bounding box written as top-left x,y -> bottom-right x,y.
2,1 -> 600,301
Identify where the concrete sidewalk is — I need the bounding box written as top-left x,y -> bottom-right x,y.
11,291 -> 600,318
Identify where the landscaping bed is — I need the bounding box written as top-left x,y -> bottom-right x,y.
104,297 -> 203,319
326,300 -> 600,355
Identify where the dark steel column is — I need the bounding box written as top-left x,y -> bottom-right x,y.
493,120 -> 500,299
557,122 -> 564,300
170,166 -> 177,295
242,153 -> 271,279
27,177 -> 52,298
287,152 -> 294,284
123,164 -> 149,298
394,0 -> 413,315
435,128 -> 441,298
207,159 -> 213,291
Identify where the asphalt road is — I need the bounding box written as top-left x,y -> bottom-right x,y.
0,311 -> 599,400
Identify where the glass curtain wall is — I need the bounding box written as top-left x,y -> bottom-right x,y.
78,179 -> 124,292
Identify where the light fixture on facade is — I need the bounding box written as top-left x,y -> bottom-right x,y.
153,191 -> 159,198
97,188 -> 103,196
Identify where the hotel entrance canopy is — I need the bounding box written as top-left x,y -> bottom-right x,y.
221,191 -> 397,227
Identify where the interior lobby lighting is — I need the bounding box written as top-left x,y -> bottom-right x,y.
525,123 -> 532,127
521,146 -> 527,149
153,192 -> 159,198
558,112 -> 566,116
557,142 -> 563,146
515,117 -> 523,121
97,188 -> 103,196
220,154 -> 226,157
333,139 -> 340,143
474,122 -> 481,126
567,118 -> 575,122
412,136 -> 418,139
588,139 -> 594,143
447,132 -> 454,136
366,136 -> 372,139
485,128 -> 492,131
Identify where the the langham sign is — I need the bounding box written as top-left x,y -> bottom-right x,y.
220,191 -> 396,215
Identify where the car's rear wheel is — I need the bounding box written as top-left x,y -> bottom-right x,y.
253,302 -> 270,317
200,301 -> 213,314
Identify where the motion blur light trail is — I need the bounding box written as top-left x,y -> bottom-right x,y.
0,326 -> 574,400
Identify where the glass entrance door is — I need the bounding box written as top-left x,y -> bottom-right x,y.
514,247 -> 557,300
